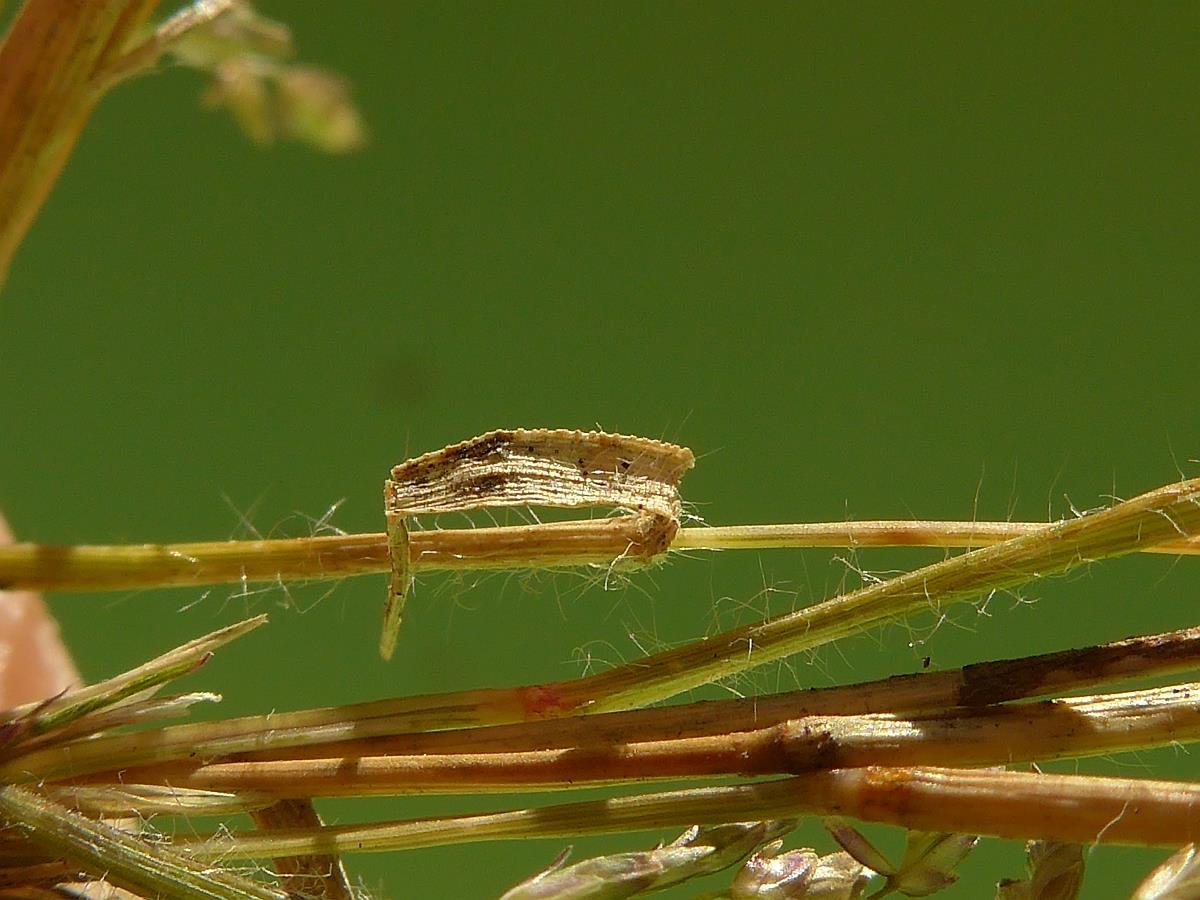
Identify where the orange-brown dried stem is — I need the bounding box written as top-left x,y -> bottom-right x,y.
249,799 -> 353,900
170,766 -> 1200,859
0,0 -> 161,286
68,682 -> 1200,798
12,623 -> 1200,785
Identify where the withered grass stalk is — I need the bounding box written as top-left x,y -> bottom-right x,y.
57,682 -> 1200,798
170,766 -> 1200,861
6,624 -> 1199,788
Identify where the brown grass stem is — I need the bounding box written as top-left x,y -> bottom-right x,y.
171,766 -> 1200,860
4,475 -> 1198,895
0,0 -> 161,286
72,682 -> 1200,799
249,798 -> 354,900
8,623 -> 1198,785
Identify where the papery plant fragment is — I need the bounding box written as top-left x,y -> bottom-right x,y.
500,820 -> 795,900
162,1 -> 367,151
1133,845 -> 1200,900
726,842 -> 874,899
825,819 -> 977,897
995,841 -> 1084,900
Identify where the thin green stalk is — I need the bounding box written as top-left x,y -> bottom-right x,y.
1,616 -> 265,744
566,476 -> 1200,712
1,519 -> 1197,593
673,520 -> 1200,554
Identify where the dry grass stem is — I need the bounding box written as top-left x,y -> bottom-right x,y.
45,783 -> 272,818
8,621 -> 1197,786
61,681 -> 1200,799
3,519 -> 1199,594
220,623 -> 1200,762
567,475 -> 1200,712
1,431 -> 1197,599
0,0 -> 161,285
0,615 -> 264,753
249,798 -> 353,900
171,766 -> 1200,860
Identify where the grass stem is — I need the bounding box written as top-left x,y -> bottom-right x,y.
2,518 -> 1198,594
66,682 -> 1200,798
171,766 -> 1200,860
0,784 -> 286,899
8,623 -> 1198,786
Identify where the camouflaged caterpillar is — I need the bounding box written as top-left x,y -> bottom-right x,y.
379,429 -> 695,659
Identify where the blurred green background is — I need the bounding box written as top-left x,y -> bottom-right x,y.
1,3 -> 1198,897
